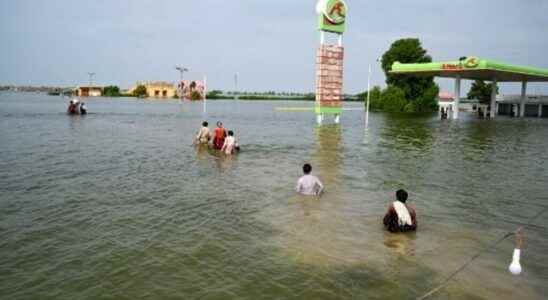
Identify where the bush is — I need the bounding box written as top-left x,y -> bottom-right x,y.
381,86 -> 407,112
103,86 -> 121,97
133,85 -> 147,98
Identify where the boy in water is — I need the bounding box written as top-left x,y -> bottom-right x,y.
383,189 -> 417,233
221,130 -> 238,155
295,163 -> 324,196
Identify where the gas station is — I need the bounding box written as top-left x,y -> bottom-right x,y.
390,57 -> 548,119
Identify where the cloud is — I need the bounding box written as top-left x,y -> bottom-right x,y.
0,0 -> 547,94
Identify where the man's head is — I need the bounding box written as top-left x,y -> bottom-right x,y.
228,130 -> 234,136
303,163 -> 312,175
217,121 -> 223,127
396,189 -> 408,203
202,121 -> 208,127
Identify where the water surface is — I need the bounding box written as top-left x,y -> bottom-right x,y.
1,93 -> 547,299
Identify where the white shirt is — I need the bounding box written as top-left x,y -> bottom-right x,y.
222,136 -> 236,154
295,174 -> 324,196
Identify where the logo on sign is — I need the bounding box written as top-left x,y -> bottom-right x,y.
317,0 -> 347,33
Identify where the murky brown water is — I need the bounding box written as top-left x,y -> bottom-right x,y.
1,93 -> 547,299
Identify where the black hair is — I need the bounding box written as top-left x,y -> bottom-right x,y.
202,121 -> 208,127
303,163 -> 312,174
396,189 -> 408,203
217,121 -> 222,127
228,130 -> 234,136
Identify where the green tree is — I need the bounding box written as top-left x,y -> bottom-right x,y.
381,86 -> 407,112
206,90 -> 224,99
467,80 -> 498,104
103,86 -> 121,97
133,85 -> 148,98
381,38 -> 439,112
358,86 -> 383,110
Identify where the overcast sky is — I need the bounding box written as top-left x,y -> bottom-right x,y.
1,0 -> 547,94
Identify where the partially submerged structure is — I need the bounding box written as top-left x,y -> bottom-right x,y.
391,57 -> 548,118
77,86 -> 102,97
128,82 -> 176,99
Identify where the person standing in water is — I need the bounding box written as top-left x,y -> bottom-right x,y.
195,121 -> 211,145
383,189 -> 417,233
221,130 -> 238,155
79,102 -> 87,115
295,163 -> 324,196
212,121 -> 227,150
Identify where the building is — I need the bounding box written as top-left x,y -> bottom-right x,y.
77,86 -> 102,97
437,91 -> 454,111
497,95 -> 548,117
128,82 -> 176,99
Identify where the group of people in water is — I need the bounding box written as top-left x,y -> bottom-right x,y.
194,121 -> 239,155
67,99 -> 87,115
295,163 -> 417,233
195,121 -> 417,233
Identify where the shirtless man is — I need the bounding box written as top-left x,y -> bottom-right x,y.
383,189 -> 417,233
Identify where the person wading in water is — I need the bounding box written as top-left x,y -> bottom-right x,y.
383,189 -> 417,233
212,121 -> 227,150
194,121 -> 211,145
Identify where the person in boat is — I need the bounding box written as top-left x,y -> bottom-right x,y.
212,121 -> 227,150
295,163 -> 324,196
194,121 -> 211,145
221,130 -> 238,155
79,102 -> 87,115
383,189 -> 417,233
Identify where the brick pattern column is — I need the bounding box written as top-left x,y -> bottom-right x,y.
315,45 -> 344,115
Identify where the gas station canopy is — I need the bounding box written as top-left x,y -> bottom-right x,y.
390,57 -> 548,82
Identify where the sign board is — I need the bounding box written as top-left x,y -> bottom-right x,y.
317,0 -> 347,34
441,57 -> 480,71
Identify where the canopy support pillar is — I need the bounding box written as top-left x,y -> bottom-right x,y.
539,104 -> 543,118
520,81 -> 527,117
453,76 -> 461,119
490,78 -> 498,118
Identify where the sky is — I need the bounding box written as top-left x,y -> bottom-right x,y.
1,0 -> 548,94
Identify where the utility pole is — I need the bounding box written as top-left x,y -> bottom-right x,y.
87,72 -> 95,87
234,73 -> 239,100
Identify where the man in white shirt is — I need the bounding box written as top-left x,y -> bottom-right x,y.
295,163 -> 324,196
195,121 -> 211,144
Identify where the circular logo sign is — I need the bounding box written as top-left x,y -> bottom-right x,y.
317,0 -> 347,25
464,56 -> 479,68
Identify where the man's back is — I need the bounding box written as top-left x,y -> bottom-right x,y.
296,174 -> 324,196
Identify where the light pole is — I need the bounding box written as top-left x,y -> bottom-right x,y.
234,73 -> 239,100
87,72 -> 95,87
365,58 -> 380,130
175,66 -> 189,99
365,64 -> 372,129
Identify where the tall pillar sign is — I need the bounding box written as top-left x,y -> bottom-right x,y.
315,0 -> 347,125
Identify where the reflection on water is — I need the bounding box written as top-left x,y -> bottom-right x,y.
1,94 -> 547,300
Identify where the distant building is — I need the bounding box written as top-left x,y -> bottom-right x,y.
78,86 -> 102,97
437,91 -> 454,111
128,82 -> 176,98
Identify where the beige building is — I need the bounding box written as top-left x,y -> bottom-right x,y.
77,86 -> 102,97
128,81 -> 176,98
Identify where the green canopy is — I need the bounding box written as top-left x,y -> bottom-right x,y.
390,57 -> 548,82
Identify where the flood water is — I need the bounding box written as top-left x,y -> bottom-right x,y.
1,93 -> 547,299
